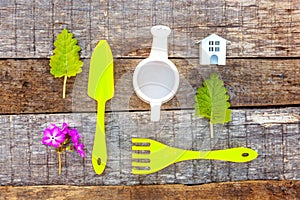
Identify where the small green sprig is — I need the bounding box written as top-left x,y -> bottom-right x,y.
194,73 -> 231,138
50,28 -> 83,98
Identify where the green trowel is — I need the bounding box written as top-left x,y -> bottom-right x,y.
88,40 -> 114,174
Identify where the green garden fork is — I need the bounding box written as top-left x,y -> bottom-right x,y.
132,138 -> 258,174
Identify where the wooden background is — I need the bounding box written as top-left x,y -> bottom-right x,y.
0,0 -> 300,198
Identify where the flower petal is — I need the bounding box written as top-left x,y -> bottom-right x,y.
61,122 -> 69,135
50,140 -> 61,148
62,122 -> 68,130
43,128 -> 53,138
54,131 -> 66,143
68,128 -> 81,144
48,124 -> 57,130
42,137 -> 52,146
51,127 -> 62,137
68,128 -> 78,137
75,143 -> 85,157
55,136 -> 66,144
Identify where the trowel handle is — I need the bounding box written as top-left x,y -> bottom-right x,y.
150,25 -> 171,59
150,102 -> 162,121
92,100 -> 107,174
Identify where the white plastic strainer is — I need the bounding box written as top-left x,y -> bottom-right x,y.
133,25 -> 179,121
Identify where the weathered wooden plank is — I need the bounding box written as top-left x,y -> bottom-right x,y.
15,1 -> 36,57
0,115 -> 12,185
0,0 -> 105,58
0,181 -> 299,200
1,58 -> 299,114
0,107 -> 299,186
1,0 -> 300,58
34,0 -> 53,57
283,123 -> 300,180
0,0 -> 16,58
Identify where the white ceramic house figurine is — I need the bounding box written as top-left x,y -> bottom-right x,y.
199,34 -> 229,65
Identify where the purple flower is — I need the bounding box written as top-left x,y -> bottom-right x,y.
61,122 -> 69,135
42,125 -> 66,148
75,143 -> 85,157
42,122 -> 85,174
68,128 -> 81,145
47,123 -> 57,130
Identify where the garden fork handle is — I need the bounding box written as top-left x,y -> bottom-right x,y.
176,147 -> 258,163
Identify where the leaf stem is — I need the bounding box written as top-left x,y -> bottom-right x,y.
63,75 -> 67,99
210,123 -> 214,138
58,152 -> 62,174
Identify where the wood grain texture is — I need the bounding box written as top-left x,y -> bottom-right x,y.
0,181 -> 299,200
1,0 -> 300,191
1,58 -> 299,114
1,0 -> 300,58
0,107 -> 299,186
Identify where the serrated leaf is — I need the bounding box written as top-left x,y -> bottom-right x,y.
49,28 -> 83,98
194,73 -> 231,137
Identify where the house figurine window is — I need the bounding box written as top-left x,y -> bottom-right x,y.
208,40 -> 220,52
198,34 -> 229,65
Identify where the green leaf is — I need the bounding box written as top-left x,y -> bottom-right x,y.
50,28 -> 83,98
194,73 -> 231,137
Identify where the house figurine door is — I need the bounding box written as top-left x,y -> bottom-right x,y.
210,55 -> 218,64
199,34 -> 229,65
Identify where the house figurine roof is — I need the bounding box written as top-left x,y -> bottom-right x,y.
198,34 -> 229,65
198,34 -> 229,44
